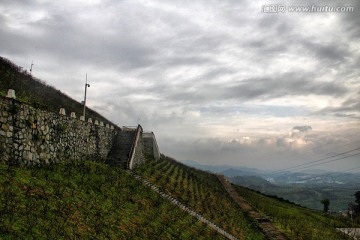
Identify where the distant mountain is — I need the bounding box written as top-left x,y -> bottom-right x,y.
220,168 -> 262,177
181,160 -> 262,176
181,159 -> 360,211
181,159 -> 360,185
230,175 -> 276,189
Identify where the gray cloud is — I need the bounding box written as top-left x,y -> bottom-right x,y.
318,96 -> 360,118
154,72 -> 349,105
340,0 -> 360,38
293,126 -> 312,132
301,40 -> 349,64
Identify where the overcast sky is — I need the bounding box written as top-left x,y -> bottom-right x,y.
1,0 -> 359,172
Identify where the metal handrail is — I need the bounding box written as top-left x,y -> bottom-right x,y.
127,124 -> 143,169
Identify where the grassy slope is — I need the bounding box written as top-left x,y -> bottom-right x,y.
0,56 -> 115,127
233,185 -> 354,240
135,156 -> 265,240
0,160 -> 226,239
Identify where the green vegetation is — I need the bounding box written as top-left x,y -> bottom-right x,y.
0,160 -> 225,239
135,155 -> 265,240
0,56 -> 115,127
233,184 -> 354,240
230,175 -> 358,212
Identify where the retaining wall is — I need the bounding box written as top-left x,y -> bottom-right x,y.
0,96 -> 118,165
143,132 -> 161,160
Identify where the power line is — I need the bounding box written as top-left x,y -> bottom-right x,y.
285,164 -> 360,183
288,152 -> 360,173
271,147 -> 360,174
269,139 -> 360,171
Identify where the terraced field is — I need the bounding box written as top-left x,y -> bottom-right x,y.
233,185 -> 353,240
135,155 -> 265,240
0,160 -> 225,239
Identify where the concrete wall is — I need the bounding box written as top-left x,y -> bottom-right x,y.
128,127 -> 161,169
0,96 -> 117,165
143,132 -> 161,160
128,127 -> 144,170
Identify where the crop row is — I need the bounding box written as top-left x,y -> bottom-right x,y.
135,155 -> 265,240
0,160 -> 225,239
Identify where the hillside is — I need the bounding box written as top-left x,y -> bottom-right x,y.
0,56 -> 116,127
0,160 -> 225,239
135,156 -> 265,240
184,160 -> 360,211
0,155 -> 355,239
136,156 -> 354,240
234,185 -> 355,240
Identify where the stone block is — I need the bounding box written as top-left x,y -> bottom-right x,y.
6,89 -> 16,99
1,124 -> 9,131
59,108 -> 66,115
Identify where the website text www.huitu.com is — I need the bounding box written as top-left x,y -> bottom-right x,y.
262,4 -> 354,13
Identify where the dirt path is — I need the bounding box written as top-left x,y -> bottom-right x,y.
217,175 -> 289,240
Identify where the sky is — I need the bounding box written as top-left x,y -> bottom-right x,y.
1,0 -> 359,172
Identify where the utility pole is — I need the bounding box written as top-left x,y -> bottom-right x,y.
30,61 -> 34,76
83,74 -> 90,120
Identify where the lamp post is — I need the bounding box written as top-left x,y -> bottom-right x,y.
30,61 -> 34,76
83,74 -> 90,120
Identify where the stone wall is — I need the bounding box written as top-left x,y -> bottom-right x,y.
0,96 -> 118,165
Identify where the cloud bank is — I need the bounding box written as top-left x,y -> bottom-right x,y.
0,0 -> 359,171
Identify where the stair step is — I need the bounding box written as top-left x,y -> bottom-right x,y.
106,131 -> 137,168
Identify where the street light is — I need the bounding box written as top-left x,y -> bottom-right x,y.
30,61 -> 34,76
83,74 -> 90,121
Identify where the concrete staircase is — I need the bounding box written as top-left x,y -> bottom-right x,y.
106,131 -> 136,168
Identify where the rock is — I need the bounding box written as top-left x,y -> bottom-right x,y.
1,124 -> 9,131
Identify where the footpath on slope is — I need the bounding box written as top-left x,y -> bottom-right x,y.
126,170 -> 240,240
217,175 -> 289,240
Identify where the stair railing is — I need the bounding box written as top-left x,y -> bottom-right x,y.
127,124 -> 143,169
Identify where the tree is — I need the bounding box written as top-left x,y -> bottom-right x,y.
355,191 -> 360,205
321,199 -> 330,213
354,191 -> 360,214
